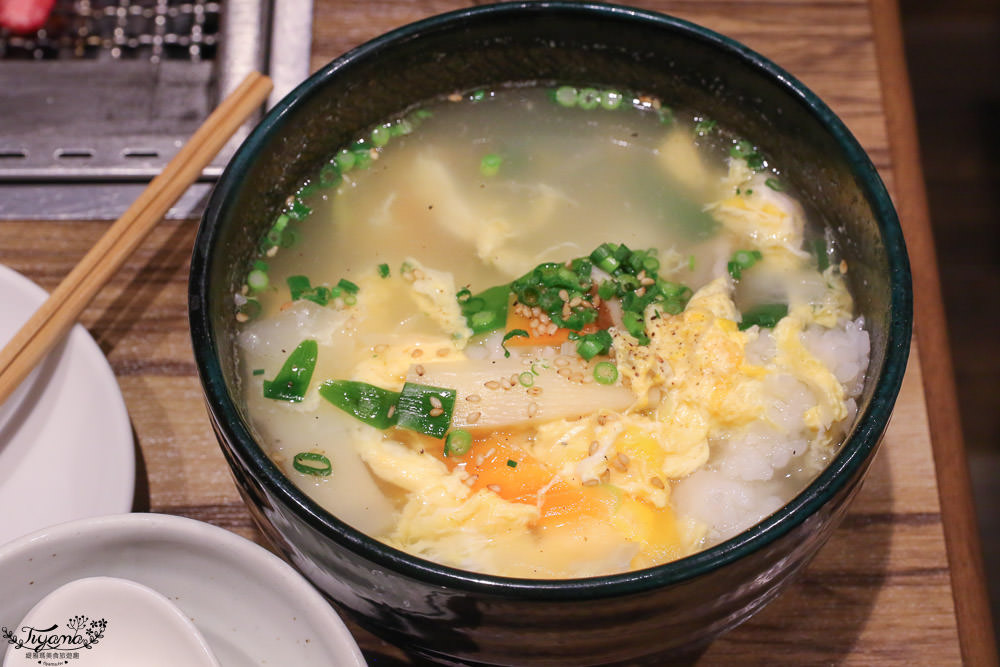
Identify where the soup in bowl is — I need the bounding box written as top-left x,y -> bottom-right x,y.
189,3 -> 911,664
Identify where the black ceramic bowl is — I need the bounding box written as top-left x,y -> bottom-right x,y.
189,3 -> 912,665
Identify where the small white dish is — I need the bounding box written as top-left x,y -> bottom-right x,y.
3,576 -> 220,666
0,513 -> 366,666
0,264 -> 135,547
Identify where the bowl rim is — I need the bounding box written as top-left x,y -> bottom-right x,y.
189,0 -> 912,599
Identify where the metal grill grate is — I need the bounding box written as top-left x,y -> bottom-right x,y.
0,0 -> 221,62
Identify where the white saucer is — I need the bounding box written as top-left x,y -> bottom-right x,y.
0,264 -> 134,546
0,513 -> 366,666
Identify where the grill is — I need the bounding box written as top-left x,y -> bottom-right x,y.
0,0 -> 311,219
0,0 -> 221,62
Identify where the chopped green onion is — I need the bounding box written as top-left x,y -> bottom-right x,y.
480,153 -> 502,177
501,329 -> 529,358
371,124 -> 392,147
727,249 -> 763,280
623,310 -> 649,345
444,429 -> 473,457
470,89 -> 487,102
765,177 -> 784,191
377,263 -> 390,278
292,451 -> 332,476
287,197 -> 311,221
694,118 -> 717,136
263,340 -> 318,402
396,383 -> 456,438
506,459 -> 518,468
578,88 -> 600,110
657,107 -> 674,125
335,149 -> 356,172
247,268 -> 269,293
576,329 -> 613,361
518,371 -> 534,387
319,379 -> 400,429
252,368 -> 265,376
319,163 -> 342,187
593,361 -> 619,385
554,86 -> 578,107
739,303 -> 789,330
600,90 -> 623,110
461,284 -> 511,335
688,254 -> 696,271
337,278 -> 360,294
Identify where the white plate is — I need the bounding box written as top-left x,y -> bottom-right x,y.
0,264 -> 134,546
0,513 -> 366,666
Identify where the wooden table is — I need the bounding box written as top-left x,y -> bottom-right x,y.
2,0 -> 995,664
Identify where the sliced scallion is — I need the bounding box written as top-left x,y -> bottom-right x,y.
263,340 -> 318,402
444,429 -> 473,457
292,451 -> 332,476
319,379 -> 400,429
396,383 -> 456,439
593,361 -> 618,385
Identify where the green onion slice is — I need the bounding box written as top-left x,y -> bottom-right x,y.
738,303 -> 789,331
444,429 -> 473,457
263,340 -> 318,402
502,329 -> 529,358
395,383 -> 456,439
319,379 -> 400,429
593,361 -> 619,385
292,452 -> 332,476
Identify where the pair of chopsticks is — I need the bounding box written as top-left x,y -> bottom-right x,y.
0,71 -> 273,407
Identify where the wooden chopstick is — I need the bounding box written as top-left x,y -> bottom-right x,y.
0,71 -> 273,407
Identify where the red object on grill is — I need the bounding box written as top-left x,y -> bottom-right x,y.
0,0 -> 56,34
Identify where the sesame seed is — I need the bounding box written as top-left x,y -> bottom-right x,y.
467,411 -> 481,424
640,276 -> 655,286
415,364 -> 425,376
527,402 -> 539,418
527,386 -> 543,397
429,407 -> 444,417
570,372 -> 584,383
569,296 -> 582,308
485,380 -> 501,390
618,453 -> 630,467
555,357 -> 570,367
558,289 -> 569,301
840,259 -> 848,273
387,405 -> 396,418
583,479 -> 599,487
501,377 -> 513,389
411,348 -> 424,358
650,476 -> 665,489
266,246 -> 278,257
558,368 -> 573,379
635,286 -> 646,297
437,347 -> 450,357
429,395 -> 443,409
235,312 -> 249,323
600,469 -> 611,484
448,92 -> 462,102
597,414 -> 608,426
466,394 -> 482,403
589,441 -> 599,456
488,484 -> 502,493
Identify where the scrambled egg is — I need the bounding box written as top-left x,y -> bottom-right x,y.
333,154 -> 860,578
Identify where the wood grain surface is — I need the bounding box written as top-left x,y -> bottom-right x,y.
0,0 -> 989,664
